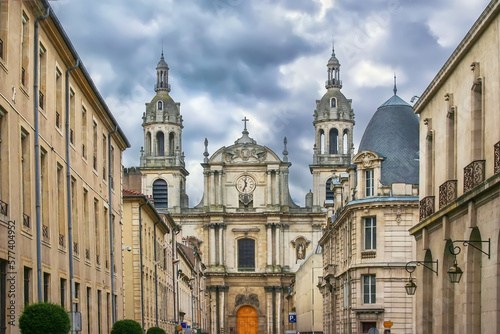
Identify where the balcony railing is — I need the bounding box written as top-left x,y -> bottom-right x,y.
39,90 -> 44,109
439,180 -> 457,209
73,242 -> 79,254
42,225 -> 49,239
59,234 -> 65,247
419,196 -> 435,221
23,213 -> 30,228
0,200 -> 7,216
21,67 -> 26,86
494,141 -> 500,174
85,248 -> 90,261
0,38 -> 4,59
464,160 -> 485,193
96,254 -> 100,265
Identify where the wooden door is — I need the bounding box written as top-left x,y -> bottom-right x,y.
236,305 -> 258,334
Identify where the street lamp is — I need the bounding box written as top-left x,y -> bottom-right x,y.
404,260 -> 438,296
447,239 -> 489,284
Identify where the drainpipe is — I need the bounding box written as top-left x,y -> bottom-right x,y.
108,125 -> 118,325
139,200 -> 147,331
173,227 -> 180,334
34,6 -> 50,302
154,220 -> 159,328
66,58 -> 80,334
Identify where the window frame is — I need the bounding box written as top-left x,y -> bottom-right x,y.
364,217 -> 376,250
365,169 -> 374,197
362,274 -> 376,304
237,238 -> 255,271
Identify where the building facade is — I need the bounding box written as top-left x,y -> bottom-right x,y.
319,85 -> 419,334
0,1 -> 129,333
122,190 -> 177,333
411,0 -> 500,333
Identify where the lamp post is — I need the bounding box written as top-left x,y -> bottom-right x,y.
404,260 -> 438,296
447,239 -> 490,284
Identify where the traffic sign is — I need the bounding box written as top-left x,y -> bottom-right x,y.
288,312 -> 297,323
384,321 -> 393,328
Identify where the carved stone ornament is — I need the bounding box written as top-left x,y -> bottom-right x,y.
353,152 -> 376,168
224,146 -> 267,163
235,294 -> 259,308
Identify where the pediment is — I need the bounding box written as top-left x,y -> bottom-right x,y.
209,144 -> 281,164
352,150 -> 384,168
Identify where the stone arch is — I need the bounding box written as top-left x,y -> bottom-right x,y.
291,236 -> 310,261
343,129 -> 349,154
152,178 -> 168,208
156,131 -> 165,156
168,131 -> 175,156
145,131 -> 152,155
319,128 -> 325,154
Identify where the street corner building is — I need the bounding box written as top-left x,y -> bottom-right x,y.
411,0 -> 500,332
0,1 -> 130,333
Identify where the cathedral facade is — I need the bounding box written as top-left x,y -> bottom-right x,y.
130,48 -> 354,333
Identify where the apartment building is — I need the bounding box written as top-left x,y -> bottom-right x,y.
0,1 -> 129,333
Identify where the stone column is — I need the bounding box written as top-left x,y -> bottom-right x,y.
218,171 -> 223,205
203,170 -> 210,207
266,224 -> 272,267
267,171 -> 272,205
218,224 -> 225,266
274,171 -> 280,206
210,171 -> 216,205
209,225 -> 216,266
275,224 -> 281,268
265,287 -> 273,334
276,287 -> 282,334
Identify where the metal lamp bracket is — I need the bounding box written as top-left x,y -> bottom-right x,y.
406,260 -> 439,276
449,238 -> 490,259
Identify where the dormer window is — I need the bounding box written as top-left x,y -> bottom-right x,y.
331,98 -> 337,108
157,101 -> 163,110
365,169 -> 374,197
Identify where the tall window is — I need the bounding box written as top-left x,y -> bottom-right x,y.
21,12 -> 29,86
24,266 -> 31,306
325,178 -> 334,202
362,274 -> 376,304
169,132 -> 175,156
75,283 -> 80,312
343,129 -> 349,154
97,289 -> 102,334
57,163 -> 65,247
93,120 -> 98,170
84,189 -> 90,261
156,131 -> 165,156
81,106 -> 87,158
60,278 -> 66,308
0,259 -> 7,332
238,238 -> 255,270
70,89 -> 75,144
21,128 -> 31,226
157,100 -> 162,110
319,129 -> 325,154
39,44 -> 46,109
0,1 -> 8,60
94,199 -> 100,265
365,169 -> 374,197
86,287 -> 92,334
364,217 -> 376,250
104,207 -> 109,269
55,68 -> 62,128
71,177 -> 78,254
330,97 -> 336,107
152,179 -> 168,208
110,145 -> 115,189
41,148 -> 48,238
43,272 -> 50,302
145,132 -> 151,155
102,134 -> 107,180
0,109 -> 6,209
329,128 -> 338,154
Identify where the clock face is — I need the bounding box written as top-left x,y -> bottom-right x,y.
236,175 -> 256,194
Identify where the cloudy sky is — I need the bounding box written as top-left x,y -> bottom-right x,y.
51,0 -> 489,206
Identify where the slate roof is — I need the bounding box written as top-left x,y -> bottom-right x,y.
358,93 -> 419,185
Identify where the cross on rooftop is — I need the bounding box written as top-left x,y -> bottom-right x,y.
242,117 -> 249,130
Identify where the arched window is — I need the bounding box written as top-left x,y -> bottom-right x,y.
157,100 -> 163,110
331,98 -> 337,107
156,131 -> 164,156
329,128 -> 338,154
169,132 -> 175,156
145,132 -> 152,155
343,129 -> 349,154
238,238 -> 255,271
326,178 -> 334,202
319,129 -> 325,154
152,179 -> 168,208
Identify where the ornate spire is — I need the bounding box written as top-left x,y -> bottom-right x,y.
283,137 -> 288,162
203,138 -> 209,163
155,52 -> 171,93
326,43 -> 342,89
393,73 -> 397,96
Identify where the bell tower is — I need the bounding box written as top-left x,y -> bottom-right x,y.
309,46 -> 355,209
139,52 -> 189,212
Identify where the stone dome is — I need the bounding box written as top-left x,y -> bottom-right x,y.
358,92 -> 419,185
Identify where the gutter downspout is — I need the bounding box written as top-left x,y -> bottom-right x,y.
34,6 -> 50,302
66,58 -> 80,334
173,227 -> 180,334
139,200 -> 147,331
154,220 -> 159,328
108,125 -> 118,325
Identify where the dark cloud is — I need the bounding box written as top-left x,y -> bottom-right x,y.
52,0 -> 490,205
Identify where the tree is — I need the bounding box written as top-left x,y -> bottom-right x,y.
147,327 -> 167,334
19,302 -> 70,334
111,319 -> 143,334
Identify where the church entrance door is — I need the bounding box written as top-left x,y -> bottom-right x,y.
236,305 -> 258,334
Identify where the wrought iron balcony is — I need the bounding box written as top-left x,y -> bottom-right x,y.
59,233 -> 65,247
73,242 -> 79,254
23,213 -> 30,228
0,199 -> 7,216
39,90 -> 44,109
464,160 -> 485,192
42,225 -> 49,239
495,141 -> 500,174
439,180 -> 457,208
419,196 -> 435,221
85,248 -> 90,260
